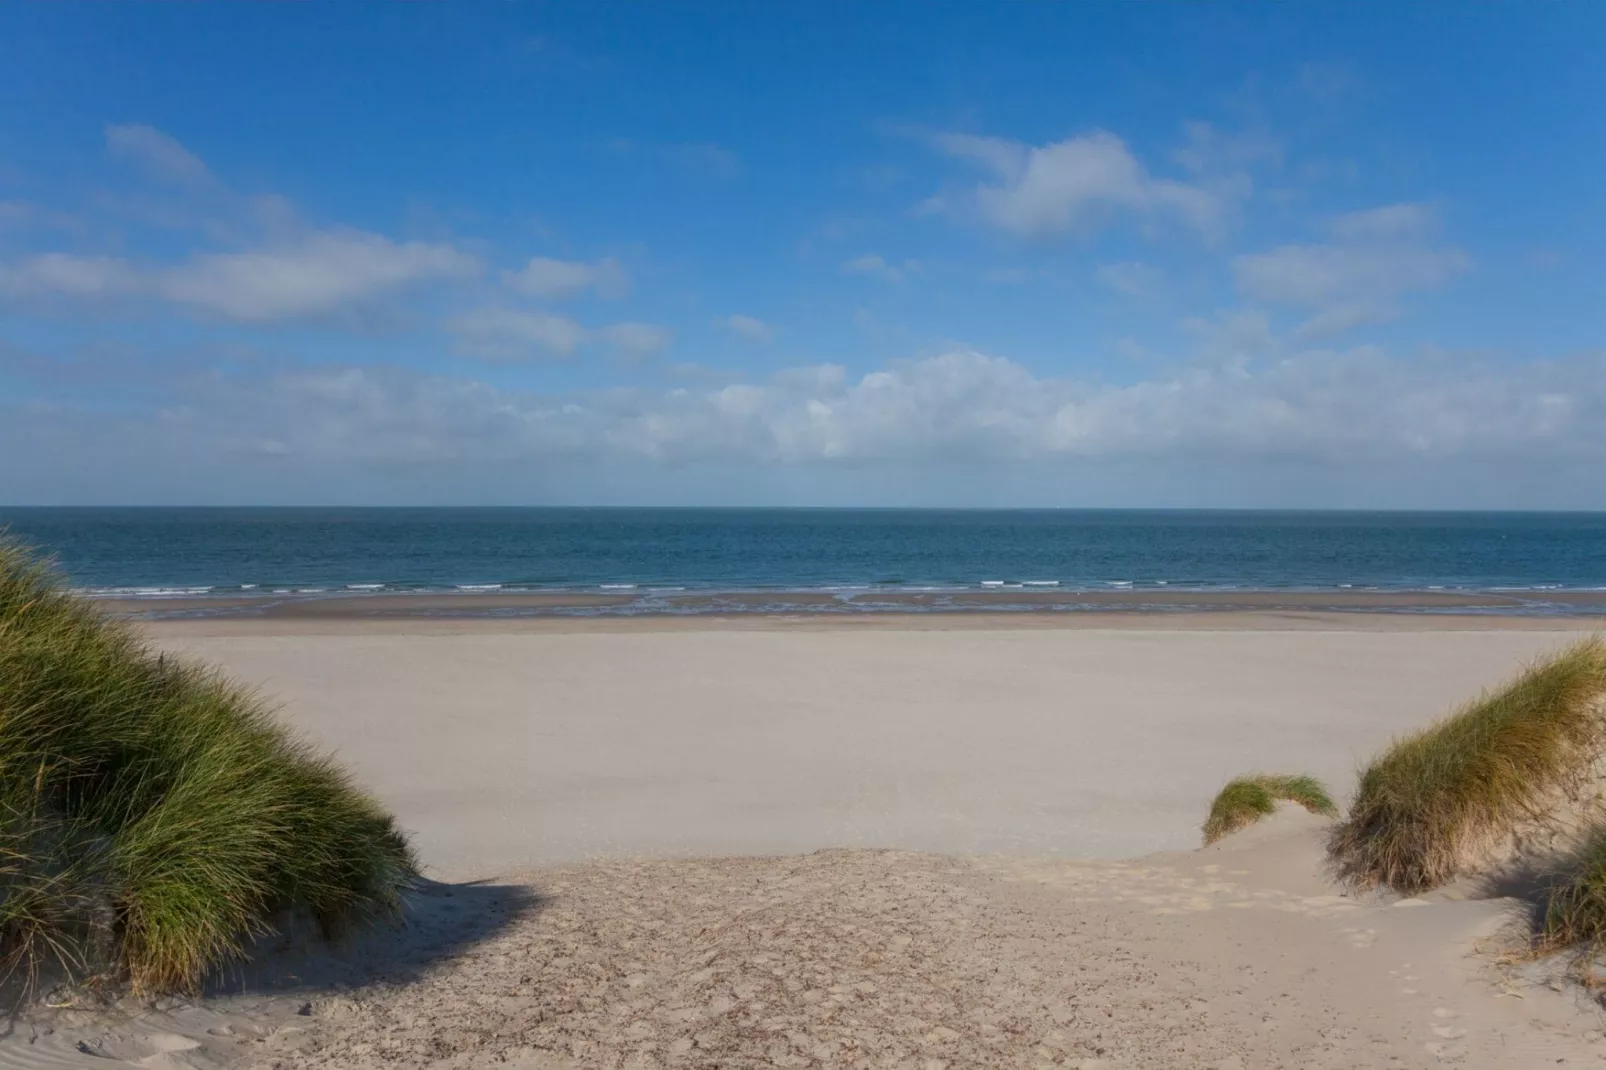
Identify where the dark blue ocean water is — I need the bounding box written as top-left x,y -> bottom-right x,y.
3,508 -> 1606,599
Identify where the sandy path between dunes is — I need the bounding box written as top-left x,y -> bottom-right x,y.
5,621 -> 1606,1068
233,815 -> 1602,1070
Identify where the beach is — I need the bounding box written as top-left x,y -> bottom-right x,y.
142,614 -> 1604,876
12,614 -> 1606,1068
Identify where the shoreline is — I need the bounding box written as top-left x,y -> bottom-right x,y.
130,610 -> 1606,637
97,585 -> 1606,624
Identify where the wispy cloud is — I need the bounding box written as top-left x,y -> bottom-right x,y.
445,307 -> 589,360
448,307 -> 669,361
1096,261 -> 1161,299
105,123 -> 213,186
841,253 -> 915,282
503,255 -> 629,300
17,346 -> 1606,490
1,233 -> 480,321
597,321 -> 672,357
1234,206 -> 1469,337
1328,201 -> 1437,241
923,129 -> 1234,240
723,314 -> 774,343
0,127 -> 482,323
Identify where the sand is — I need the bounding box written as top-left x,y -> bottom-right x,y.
6,617 -> 1605,1067
133,619 -> 1606,875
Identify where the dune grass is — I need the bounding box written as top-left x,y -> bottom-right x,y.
1328,637 -> 1606,895
1540,827 -> 1606,953
0,539 -> 416,996
1201,773 -> 1337,845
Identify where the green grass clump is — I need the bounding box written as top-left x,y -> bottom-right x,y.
1202,774 -> 1337,845
0,539 -> 415,995
1329,638 -> 1606,895
1540,827 -> 1606,952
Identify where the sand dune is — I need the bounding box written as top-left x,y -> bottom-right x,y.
6,619 -> 1604,1067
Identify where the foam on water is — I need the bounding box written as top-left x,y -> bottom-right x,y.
13,507 -> 1606,617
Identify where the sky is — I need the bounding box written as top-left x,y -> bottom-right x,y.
1,4 -> 1603,508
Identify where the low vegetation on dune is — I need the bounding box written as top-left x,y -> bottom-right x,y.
1328,638 -> 1606,895
1202,773 -> 1337,845
1540,827 -> 1606,952
0,540 -> 416,996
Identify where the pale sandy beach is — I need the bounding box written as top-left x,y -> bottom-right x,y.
9,617 -> 1606,1068
142,615 -> 1605,875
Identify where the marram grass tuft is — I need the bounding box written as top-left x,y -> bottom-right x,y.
0,538 -> 415,996
1540,827 -> 1606,953
1201,774 -> 1337,845
1328,638 -> 1606,895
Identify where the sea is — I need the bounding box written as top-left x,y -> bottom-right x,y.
3,507 -> 1606,617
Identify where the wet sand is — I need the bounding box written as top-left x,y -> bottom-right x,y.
96,586 -> 1606,623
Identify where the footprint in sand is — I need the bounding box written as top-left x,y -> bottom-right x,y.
1340,927 -> 1377,949
1431,1009 -> 1467,1040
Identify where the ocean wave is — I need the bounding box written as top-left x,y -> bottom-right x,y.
456,584 -> 503,591
346,583 -> 386,591
599,583 -> 638,590
82,585 -> 215,598
1024,580 -> 1060,587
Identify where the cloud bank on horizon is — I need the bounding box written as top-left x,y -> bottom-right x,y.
0,5 -> 1602,507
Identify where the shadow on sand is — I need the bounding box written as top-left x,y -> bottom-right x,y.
202,875 -> 547,999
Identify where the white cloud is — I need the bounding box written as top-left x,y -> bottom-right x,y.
926,129 -> 1229,239
448,306 -> 588,360
0,253 -> 141,297
12,342 -> 1606,505
841,254 -> 910,282
50,346 -> 1606,467
105,123 -> 213,185
1234,244 -> 1469,310
1180,309 -> 1276,366
1234,206 -> 1469,336
447,307 -> 669,361
0,201 -> 85,233
1329,202 -> 1437,241
1,233 -> 479,321
597,321 -> 672,357
1096,261 -> 1160,299
723,314 -> 774,344
3,127 -> 481,322
158,231 -> 480,320
503,256 -> 629,300
1171,121 -> 1281,176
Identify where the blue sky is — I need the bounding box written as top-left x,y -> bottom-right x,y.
2,4 -> 1603,506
